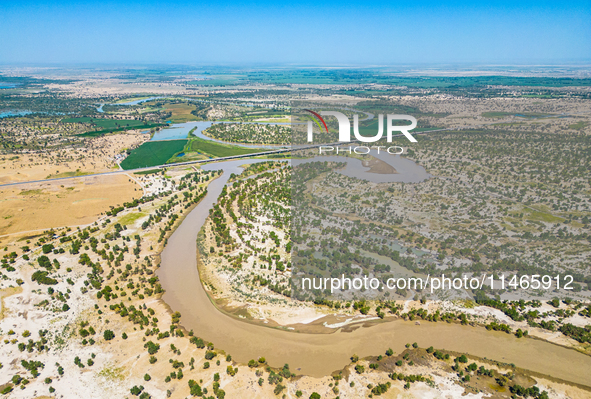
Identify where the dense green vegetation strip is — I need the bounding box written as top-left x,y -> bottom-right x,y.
63,117 -> 165,137
188,137 -> 265,158
121,137 -> 266,170
120,140 -> 187,170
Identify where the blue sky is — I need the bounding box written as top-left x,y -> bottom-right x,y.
1,0 -> 589,65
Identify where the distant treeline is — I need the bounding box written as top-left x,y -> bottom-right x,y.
76,122 -> 165,137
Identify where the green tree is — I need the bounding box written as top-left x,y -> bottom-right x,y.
130,385 -> 143,395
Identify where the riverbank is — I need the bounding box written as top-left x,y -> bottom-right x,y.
155,159 -> 591,387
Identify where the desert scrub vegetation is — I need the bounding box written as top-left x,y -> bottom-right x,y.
198,162 -> 293,303
203,122 -> 291,145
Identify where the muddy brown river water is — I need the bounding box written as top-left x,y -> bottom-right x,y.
156,159 -> 591,386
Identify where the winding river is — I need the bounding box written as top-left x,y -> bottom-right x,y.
156,159 -> 591,386
150,121 -> 288,149
99,97 -> 375,150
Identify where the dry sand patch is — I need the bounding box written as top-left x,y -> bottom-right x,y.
0,174 -> 139,236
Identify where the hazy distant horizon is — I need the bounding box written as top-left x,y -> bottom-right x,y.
1,63 -> 590,78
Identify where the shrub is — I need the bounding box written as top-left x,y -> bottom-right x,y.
42,244 -> 54,254
144,341 -> 160,354
103,330 -> 115,341
188,380 -> 203,396
38,255 -> 52,268
130,385 -> 143,395
372,382 -> 390,395
31,271 -> 57,285
190,336 -> 205,348
274,384 -> 285,395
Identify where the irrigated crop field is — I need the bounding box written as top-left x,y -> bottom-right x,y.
188,137 -> 264,158
120,140 -> 187,169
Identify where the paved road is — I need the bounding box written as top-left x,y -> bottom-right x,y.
0,148 -> 292,188
0,129 -> 450,188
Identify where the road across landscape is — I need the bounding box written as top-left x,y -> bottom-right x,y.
0,147 -> 292,188
0,129 -> 450,188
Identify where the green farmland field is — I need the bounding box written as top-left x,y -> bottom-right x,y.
188,137 -> 264,158
120,140 -> 187,170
